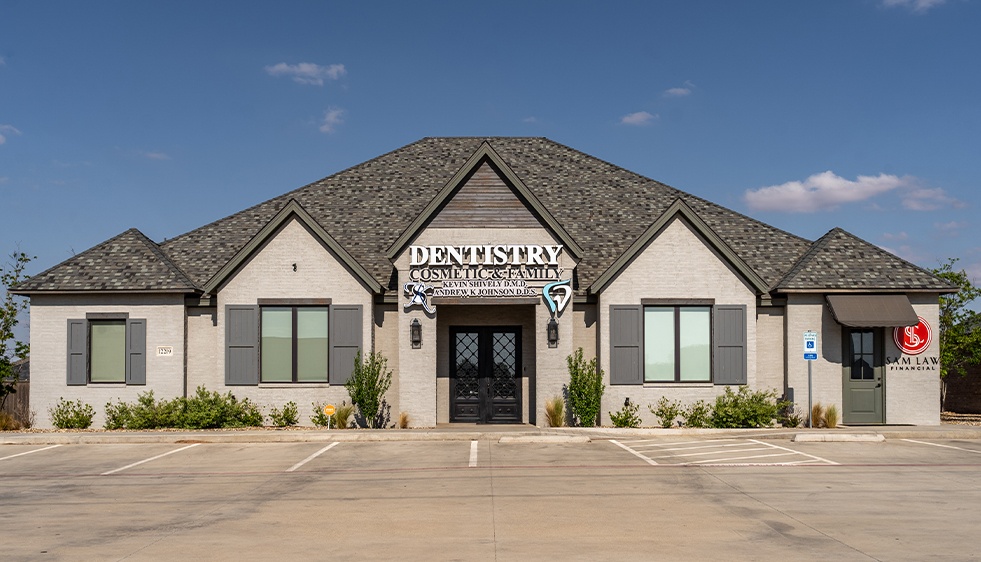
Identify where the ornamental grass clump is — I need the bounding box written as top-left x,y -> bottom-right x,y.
565,347 -> 605,427
810,403 -> 826,428
544,395 -> 565,427
823,404 -> 840,428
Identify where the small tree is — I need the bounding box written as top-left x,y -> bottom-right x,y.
932,258 -> 981,409
565,347 -> 605,427
1,251 -> 33,411
345,351 -> 393,429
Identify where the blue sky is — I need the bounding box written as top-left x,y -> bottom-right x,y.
2,0 -> 980,341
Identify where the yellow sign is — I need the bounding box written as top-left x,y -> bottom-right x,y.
323,404 -> 336,416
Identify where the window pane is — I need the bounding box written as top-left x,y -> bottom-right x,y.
644,308 -> 675,382
90,321 -> 126,382
261,308 -> 292,382
679,307 -> 711,381
297,308 -> 329,382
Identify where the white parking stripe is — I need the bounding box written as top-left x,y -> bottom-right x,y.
101,443 -> 201,475
903,439 -> 981,454
638,442 -> 763,452
653,446 -> 772,459
469,440 -> 478,467
747,439 -> 839,465
610,440 -> 658,465
691,452 -> 796,464
0,444 -> 61,461
286,442 -> 339,472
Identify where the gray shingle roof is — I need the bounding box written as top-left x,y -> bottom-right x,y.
775,228 -> 955,291
15,137 -> 951,295
14,228 -> 196,293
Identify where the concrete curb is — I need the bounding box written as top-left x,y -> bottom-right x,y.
793,433 -> 885,443
3,425 -> 981,445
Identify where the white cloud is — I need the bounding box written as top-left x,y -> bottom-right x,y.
901,187 -> 964,211
0,56 -> 5,66
882,0 -> 946,13
319,107 -> 345,133
0,176 -> 8,184
664,80 -> 695,97
265,62 -> 346,86
882,231 -> 909,241
934,221 -> 966,233
142,151 -> 171,161
0,124 -> 22,145
522,116 -> 538,123
744,171 -> 911,212
620,111 -> 658,126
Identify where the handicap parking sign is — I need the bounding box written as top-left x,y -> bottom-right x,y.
803,331 -> 818,361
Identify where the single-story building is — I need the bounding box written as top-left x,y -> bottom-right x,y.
12,137 -> 955,428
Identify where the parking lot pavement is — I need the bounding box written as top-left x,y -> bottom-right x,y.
3,437 -> 981,560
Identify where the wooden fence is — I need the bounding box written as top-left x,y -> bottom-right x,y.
1,381 -> 31,424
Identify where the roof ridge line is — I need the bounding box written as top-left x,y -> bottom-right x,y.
130,229 -> 199,290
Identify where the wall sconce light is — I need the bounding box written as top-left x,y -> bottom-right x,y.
547,317 -> 559,348
410,318 -> 422,349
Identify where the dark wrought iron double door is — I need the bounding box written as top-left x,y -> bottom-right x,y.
450,327 -> 521,423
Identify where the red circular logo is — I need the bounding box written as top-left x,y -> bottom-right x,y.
893,317 -> 932,356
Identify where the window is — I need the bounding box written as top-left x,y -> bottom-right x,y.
260,307 -> 329,382
849,329 -> 876,380
67,317 -> 146,386
644,306 -> 711,382
89,320 -> 126,382
610,304 -> 745,386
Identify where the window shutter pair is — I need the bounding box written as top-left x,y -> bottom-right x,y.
224,304 -> 362,385
608,304 -> 746,385
66,318 -> 146,385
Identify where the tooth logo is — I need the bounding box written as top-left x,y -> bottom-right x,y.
543,279 -> 572,315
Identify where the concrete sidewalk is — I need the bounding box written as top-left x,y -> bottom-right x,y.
3,422 -> 981,445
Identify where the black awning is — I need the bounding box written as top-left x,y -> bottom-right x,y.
826,295 -> 919,328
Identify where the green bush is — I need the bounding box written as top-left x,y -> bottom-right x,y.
311,402 -> 331,427
682,400 -> 712,428
102,387 -> 263,430
345,351 -> 393,429
50,398 -> 95,429
566,347 -> 605,427
609,397 -> 641,428
710,386 -> 783,428
269,401 -> 299,427
649,397 -> 682,428
778,401 -> 803,428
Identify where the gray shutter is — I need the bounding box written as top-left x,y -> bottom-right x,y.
329,305 -> 363,385
226,305 -> 259,385
714,305 -> 747,385
610,305 -> 643,385
126,319 -> 147,385
67,319 -> 88,386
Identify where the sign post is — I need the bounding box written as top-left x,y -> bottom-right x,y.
323,404 -> 336,430
803,331 -> 819,428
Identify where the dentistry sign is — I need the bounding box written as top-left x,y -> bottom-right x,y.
404,244 -> 571,314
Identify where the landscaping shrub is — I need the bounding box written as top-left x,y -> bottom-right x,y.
682,400 -> 712,428
545,395 -> 565,427
650,397 -> 682,428
269,401 -> 299,427
0,410 -> 21,430
565,347 -> 604,427
810,403 -> 826,428
610,397 -> 642,428
778,401 -> 803,428
398,411 -> 410,429
50,398 -> 95,429
311,402 -> 331,427
710,386 -> 783,428
103,387 -> 262,430
104,400 -> 133,430
345,351 -> 393,429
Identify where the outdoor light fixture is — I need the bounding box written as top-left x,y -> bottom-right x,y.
547,317 -> 559,348
410,318 -> 422,349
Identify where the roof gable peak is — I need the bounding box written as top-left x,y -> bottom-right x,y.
385,141 -> 584,261
203,198 -> 382,295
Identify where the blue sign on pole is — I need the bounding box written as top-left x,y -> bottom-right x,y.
803,331 -> 818,361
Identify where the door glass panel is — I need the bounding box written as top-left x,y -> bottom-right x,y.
90,320 -> 126,382
850,330 -> 875,380
261,308 -> 292,382
679,307 -> 711,381
492,332 -> 517,400
644,308 -> 675,382
296,308 -> 328,382
455,332 -> 479,399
